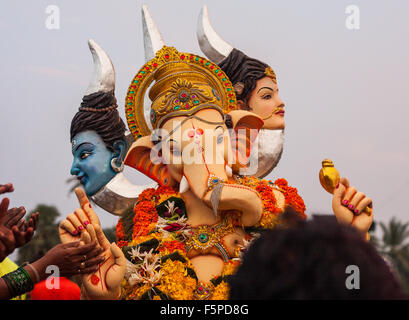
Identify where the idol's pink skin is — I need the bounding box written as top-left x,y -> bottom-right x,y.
237,77 -> 285,130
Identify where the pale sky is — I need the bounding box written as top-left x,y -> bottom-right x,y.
1,0 -> 408,240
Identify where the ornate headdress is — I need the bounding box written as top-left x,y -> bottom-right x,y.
125,6 -> 238,141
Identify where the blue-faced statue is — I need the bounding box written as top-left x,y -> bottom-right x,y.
69,39 -> 156,217
70,128 -> 126,197
70,39 -> 127,197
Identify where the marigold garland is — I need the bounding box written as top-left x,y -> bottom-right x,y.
117,240 -> 129,249
274,178 -> 307,218
116,219 -> 126,242
210,281 -> 230,300
222,260 -> 240,276
156,259 -> 196,300
159,240 -> 187,254
132,200 -> 158,238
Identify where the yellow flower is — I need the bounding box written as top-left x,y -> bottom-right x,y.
222,260 -> 240,276
128,233 -> 161,246
210,281 -> 230,300
157,259 -> 196,300
124,283 -> 152,300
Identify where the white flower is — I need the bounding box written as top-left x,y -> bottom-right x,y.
125,248 -> 163,287
156,216 -> 171,231
164,200 -> 177,215
156,215 -> 190,239
237,232 -> 260,260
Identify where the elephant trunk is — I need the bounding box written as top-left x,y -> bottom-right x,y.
182,163 -> 262,227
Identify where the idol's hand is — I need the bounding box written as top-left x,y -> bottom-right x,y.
81,224 -> 126,300
59,188 -> 101,244
332,177 -> 373,238
59,188 -> 125,299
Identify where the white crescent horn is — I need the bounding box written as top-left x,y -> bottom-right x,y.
197,5 -> 233,64
142,4 -> 165,61
85,39 -> 115,95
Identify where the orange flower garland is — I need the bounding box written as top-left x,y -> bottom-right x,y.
132,199 -> 158,238
274,178 -> 306,218
255,181 -> 282,218
116,219 -> 126,241
159,240 -> 187,254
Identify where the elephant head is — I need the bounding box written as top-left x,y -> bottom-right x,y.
125,108 -> 264,226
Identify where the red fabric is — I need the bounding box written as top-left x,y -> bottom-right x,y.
30,277 -> 81,300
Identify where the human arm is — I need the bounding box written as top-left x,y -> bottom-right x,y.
0,240 -> 104,300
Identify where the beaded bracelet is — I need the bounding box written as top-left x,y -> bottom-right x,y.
1,267 -> 34,298
21,262 -> 40,283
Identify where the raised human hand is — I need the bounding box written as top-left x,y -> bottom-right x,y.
0,198 -> 16,261
11,211 -> 39,248
0,183 -> 14,195
2,206 -> 27,229
332,177 -> 373,237
0,181 -> 40,249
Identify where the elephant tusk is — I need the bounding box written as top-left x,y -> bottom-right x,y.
179,175 -> 190,194
225,165 -> 233,177
210,182 -> 224,218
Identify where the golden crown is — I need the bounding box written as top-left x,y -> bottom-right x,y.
125,46 -> 238,140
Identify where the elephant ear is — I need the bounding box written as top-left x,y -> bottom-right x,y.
228,110 -> 264,172
125,136 -> 172,187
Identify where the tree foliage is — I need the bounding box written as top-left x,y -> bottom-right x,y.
372,217 -> 409,295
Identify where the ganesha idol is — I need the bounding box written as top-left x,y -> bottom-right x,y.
59,6 -> 374,300
121,45 -> 311,299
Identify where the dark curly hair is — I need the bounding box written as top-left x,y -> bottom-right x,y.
70,91 -> 126,152
219,49 -> 274,104
229,208 -> 407,300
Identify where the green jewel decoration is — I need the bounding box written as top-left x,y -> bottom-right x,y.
198,233 -> 209,243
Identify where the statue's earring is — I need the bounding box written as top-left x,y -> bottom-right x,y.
111,158 -> 124,173
233,82 -> 244,95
